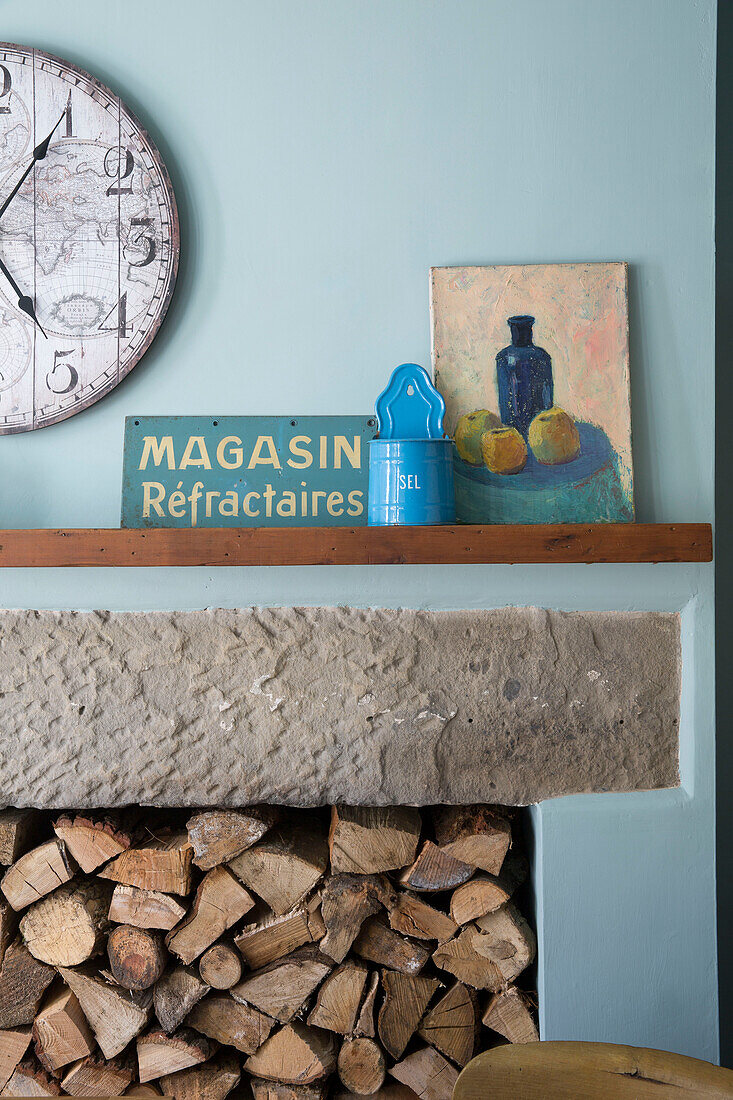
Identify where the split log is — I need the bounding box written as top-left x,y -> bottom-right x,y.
187,808 -> 279,870
61,1052 -> 134,1096
153,966 -> 208,1034
449,874 -> 513,925
334,1089 -> 417,1100
0,903 -> 17,965
399,842 -> 473,893
58,966 -> 151,1059
0,941 -> 54,1029
186,995 -> 274,1055
167,868 -> 254,965
108,926 -> 167,990
0,1028 -> 32,1092
229,825 -> 328,916
198,944 -> 242,990
307,961 -> 369,1034
53,813 -> 136,874
390,1046 -> 458,1100
433,806 -> 511,876
0,1055 -> 62,1095
0,811 -> 41,867
388,893 -> 457,943
337,1037 -> 385,1095
125,1086 -> 162,1097
1,841 -> 74,912
378,972 -> 440,1060
329,808 -> 421,875
354,971 -> 379,1039
109,885 -> 186,931
417,981 -> 478,1066
32,987 -> 94,1072
20,880 -> 111,966
353,917 -> 429,975
432,904 -> 535,990
99,831 -> 193,896
234,896 -> 325,969
250,1083 -> 326,1100
159,1052 -> 240,1100
482,986 -> 538,1044
244,1023 -> 336,1085
320,874 -> 393,964
231,946 -> 332,1023
137,1029 -> 216,1083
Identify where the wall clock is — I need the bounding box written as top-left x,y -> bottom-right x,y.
0,43 -> 179,433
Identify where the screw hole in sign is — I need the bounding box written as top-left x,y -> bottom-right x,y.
407,384 -> 415,395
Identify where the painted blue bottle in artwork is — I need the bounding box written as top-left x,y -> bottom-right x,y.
496,315 -> 553,436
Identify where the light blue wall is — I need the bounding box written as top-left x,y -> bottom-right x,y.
0,0 -> 717,1061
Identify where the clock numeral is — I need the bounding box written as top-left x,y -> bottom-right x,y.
64,91 -> 73,138
0,66 -> 11,114
125,217 -> 156,268
98,292 -> 129,336
104,146 -> 134,196
47,350 -> 79,395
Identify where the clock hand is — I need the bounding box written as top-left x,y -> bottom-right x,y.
0,255 -> 47,338
0,109 -> 66,223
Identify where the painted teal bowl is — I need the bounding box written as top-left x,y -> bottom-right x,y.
368,438 -> 455,526
453,421 -> 633,524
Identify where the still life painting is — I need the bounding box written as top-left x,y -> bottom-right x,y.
430,262 -> 634,524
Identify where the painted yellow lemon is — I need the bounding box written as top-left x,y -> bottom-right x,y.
454,409 -> 502,465
528,407 -> 581,465
481,426 -> 528,475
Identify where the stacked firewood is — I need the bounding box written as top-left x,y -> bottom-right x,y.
0,804 -> 537,1099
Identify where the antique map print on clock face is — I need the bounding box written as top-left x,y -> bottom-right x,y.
0,43 -> 179,433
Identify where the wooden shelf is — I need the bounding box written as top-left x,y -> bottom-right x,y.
0,524 -> 712,567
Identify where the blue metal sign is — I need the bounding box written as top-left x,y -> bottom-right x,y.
121,416 -> 375,527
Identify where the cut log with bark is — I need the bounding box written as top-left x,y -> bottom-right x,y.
53,813 -> 136,874
160,1052 -> 240,1100
354,971 -> 378,1039
0,811 -> 41,868
378,971 -> 440,1060
108,925 -> 167,990
167,868 -> 254,965
389,1046 -> 459,1100
137,1029 -> 217,1083
320,874 -> 393,964
186,995 -> 274,1055
61,1052 -> 134,1096
329,807 -> 421,875
32,987 -> 94,1072
388,893 -> 457,943
109,885 -> 186,931
307,961 -> 368,1034
229,825 -> 328,916
198,943 -> 242,990
433,806 -> 511,876
449,874 -> 513,925
187,808 -> 279,871
0,1028 -> 32,1092
231,946 -> 332,1023
0,1055 -> 62,1096
126,1085 -> 163,1097
353,917 -> 429,975
432,904 -> 535,991
234,896 -> 325,970
250,1083 -> 327,1100
399,842 -> 473,893
482,986 -> 539,1044
417,981 -> 478,1066
1,841 -> 74,912
99,831 -> 193,896
58,966 -> 151,1059
0,941 -> 55,1029
337,1037 -> 385,1095
20,880 -> 111,966
244,1023 -> 336,1085
153,966 -> 209,1034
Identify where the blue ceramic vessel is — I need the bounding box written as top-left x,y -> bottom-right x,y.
496,315 -> 553,436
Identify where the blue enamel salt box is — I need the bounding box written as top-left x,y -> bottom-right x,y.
368,363 -> 455,526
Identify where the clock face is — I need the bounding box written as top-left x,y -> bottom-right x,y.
0,43 -> 179,433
